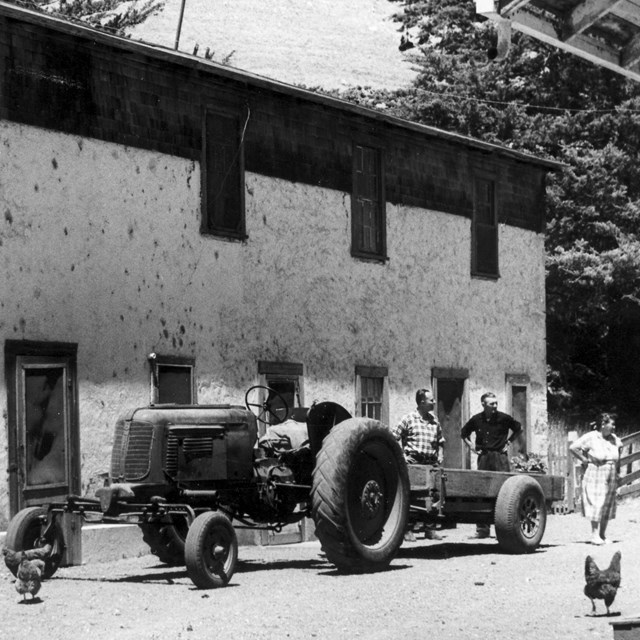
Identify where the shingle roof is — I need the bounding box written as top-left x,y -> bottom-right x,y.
0,0 -> 562,171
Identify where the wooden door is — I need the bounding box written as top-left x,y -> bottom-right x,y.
5,343 -> 81,563
508,384 -> 528,458
435,378 -> 468,469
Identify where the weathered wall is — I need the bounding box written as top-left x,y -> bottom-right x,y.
0,121 -> 548,526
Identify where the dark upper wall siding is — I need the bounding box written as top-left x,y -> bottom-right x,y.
0,12 -> 550,232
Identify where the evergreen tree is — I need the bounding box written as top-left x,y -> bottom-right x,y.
338,0 -> 640,425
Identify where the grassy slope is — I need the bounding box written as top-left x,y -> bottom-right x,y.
126,0 -> 417,90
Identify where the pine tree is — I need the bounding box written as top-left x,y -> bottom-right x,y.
344,0 -> 640,424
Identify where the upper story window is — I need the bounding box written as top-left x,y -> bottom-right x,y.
472,177 -> 499,278
351,144 -> 386,261
202,109 -> 246,240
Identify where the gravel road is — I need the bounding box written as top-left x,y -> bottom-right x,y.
2,498 -> 639,640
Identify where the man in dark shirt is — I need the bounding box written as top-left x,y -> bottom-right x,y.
461,391 -> 522,538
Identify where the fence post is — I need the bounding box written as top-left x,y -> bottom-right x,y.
567,430 -> 578,512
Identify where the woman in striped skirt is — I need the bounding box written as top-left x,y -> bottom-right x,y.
570,413 -> 623,545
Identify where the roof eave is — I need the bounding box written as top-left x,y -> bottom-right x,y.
0,0 -> 563,172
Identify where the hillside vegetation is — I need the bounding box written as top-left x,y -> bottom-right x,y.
126,0 -> 417,90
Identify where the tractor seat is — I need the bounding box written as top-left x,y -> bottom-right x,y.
290,407 -> 309,422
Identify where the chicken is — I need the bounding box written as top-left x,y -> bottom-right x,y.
3,544 -> 52,573
3,546 -> 22,571
584,551 -> 621,615
15,556 -> 45,601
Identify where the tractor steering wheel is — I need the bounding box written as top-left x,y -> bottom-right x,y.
244,385 -> 290,426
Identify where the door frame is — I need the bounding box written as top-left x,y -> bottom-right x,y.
4,340 -> 80,516
257,360 -> 304,436
505,373 -> 530,456
256,360 -> 305,544
432,367 -> 469,469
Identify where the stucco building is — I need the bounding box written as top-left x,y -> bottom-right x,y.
0,3 -> 558,537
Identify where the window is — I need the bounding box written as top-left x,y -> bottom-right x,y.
352,144 -> 386,261
150,354 -> 195,404
360,377 -> 383,420
257,361 -> 304,432
202,109 -> 246,239
355,365 -> 388,424
472,177 -> 499,278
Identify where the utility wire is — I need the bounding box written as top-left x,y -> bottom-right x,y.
408,87 -> 640,115
10,0 -> 640,115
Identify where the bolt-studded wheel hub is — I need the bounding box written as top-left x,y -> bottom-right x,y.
519,496 -> 541,539
361,480 -> 383,519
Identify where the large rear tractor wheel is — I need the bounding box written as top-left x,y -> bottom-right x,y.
139,516 -> 189,565
3,506 -> 65,578
494,475 -> 547,553
311,418 -> 409,573
185,511 -> 238,589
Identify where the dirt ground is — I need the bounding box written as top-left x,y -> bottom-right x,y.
2,498 -> 639,640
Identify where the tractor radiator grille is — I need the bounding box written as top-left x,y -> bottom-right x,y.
111,420 -> 155,481
165,434 -> 214,478
165,434 -> 178,477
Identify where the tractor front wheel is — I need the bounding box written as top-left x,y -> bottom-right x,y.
185,511 -> 238,589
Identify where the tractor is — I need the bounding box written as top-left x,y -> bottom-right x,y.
3,386 -> 563,588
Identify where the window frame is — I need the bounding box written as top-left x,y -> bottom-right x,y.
149,354 -> 196,405
355,365 -> 389,425
201,106 -> 247,241
257,360 -> 304,436
471,175 -> 500,279
351,142 -> 387,262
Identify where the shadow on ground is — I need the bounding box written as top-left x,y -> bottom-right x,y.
52,565 -> 189,584
50,554 -> 415,585
398,541 -> 554,560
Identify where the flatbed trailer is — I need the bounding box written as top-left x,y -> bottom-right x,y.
407,465 -> 565,552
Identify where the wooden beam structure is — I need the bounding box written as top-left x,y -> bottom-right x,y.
476,0 -> 640,82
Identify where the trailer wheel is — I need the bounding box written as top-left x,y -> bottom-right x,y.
494,475 -> 547,553
139,516 -> 189,565
4,506 -> 65,578
185,511 -> 237,589
311,418 -> 409,573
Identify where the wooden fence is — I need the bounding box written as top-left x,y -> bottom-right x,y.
547,424 -> 577,513
618,430 -> 640,499
546,425 -> 640,513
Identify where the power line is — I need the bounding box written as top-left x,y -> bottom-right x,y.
410,87 -> 640,115
10,0 -> 640,116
